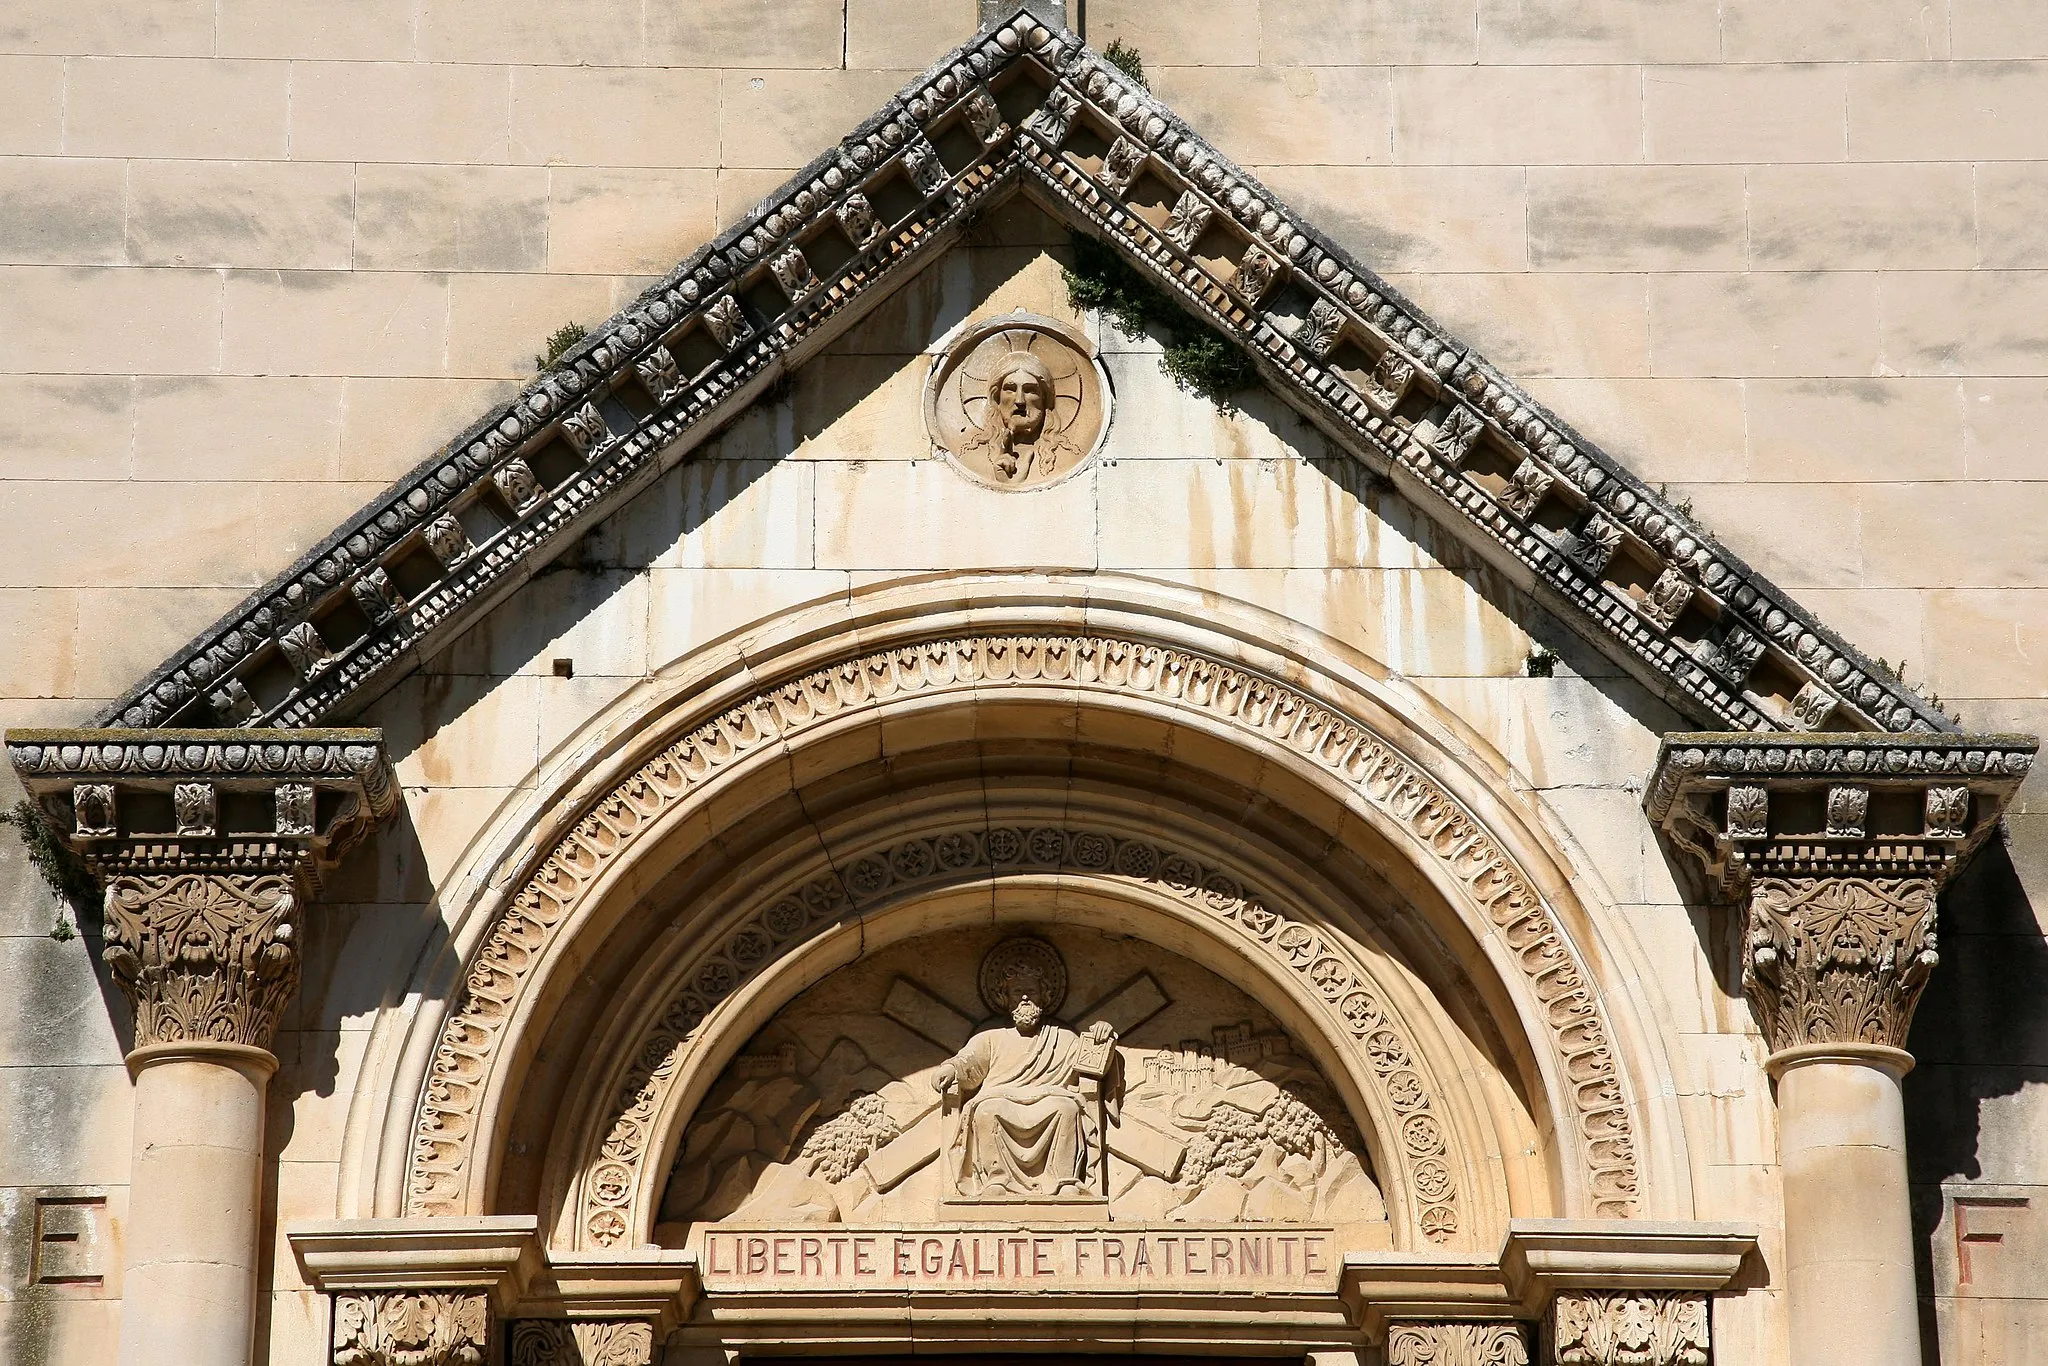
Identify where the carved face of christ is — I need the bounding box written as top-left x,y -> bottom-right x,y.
991,353 -> 1053,447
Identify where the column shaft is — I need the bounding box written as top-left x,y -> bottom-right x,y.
118,1045 -> 276,1366
1774,1049 -> 1921,1366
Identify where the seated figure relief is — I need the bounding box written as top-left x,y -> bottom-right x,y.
936,938 -> 1116,1199
656,926 -> 1387,1241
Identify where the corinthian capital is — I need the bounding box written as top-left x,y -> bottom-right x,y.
1551,1290 -> 1708,1366
6,727 -> 396,1055
1743,875 -> 1939,1053
1645,733 -> 2034,1058
333,1291 -> 489,1366
104,872 -> 302,1049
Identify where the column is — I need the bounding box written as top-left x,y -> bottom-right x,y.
5,730 -> 397,1366
1746,872 -> 1936,1366
1645,736 -> 2037,1366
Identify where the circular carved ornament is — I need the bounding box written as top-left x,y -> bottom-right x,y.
978,935 -> 1070,1019
924,312 -> 1110,490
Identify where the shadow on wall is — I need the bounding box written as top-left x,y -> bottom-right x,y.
1905,835 -> 2048,1365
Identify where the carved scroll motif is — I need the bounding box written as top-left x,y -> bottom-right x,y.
1551,1291 -> 1708,1366
1744,875 -> 1940,1052
1386,1322 -> 1530,1366
103,872 -> 302,1050
508,1320 -> 653,1366
332,1291 -> 489,1366
405,635 -> 1637,1232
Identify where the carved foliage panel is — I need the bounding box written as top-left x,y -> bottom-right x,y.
403,633 -> 1638,1241
333,1291 -> 488,1366
1551,1291 -> 1708,1366
1743,875 -> 1940,1052
1386,1322 -> 1530,1366
104,872 -> 300,1049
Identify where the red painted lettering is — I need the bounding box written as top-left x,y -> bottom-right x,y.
1104,1237 -> 1125,1276
1158,1234 -> 1178,1275
948,1238 -> 968,1278
746,1237 -> 768,1275
1130,1238 -> 1151,1274
1303,1236 -> 1326,1275
1075,1237 -> 1095,1273
1184,1238 -> 1205,1274
800,1237 -> 822,1276
856,1237 -> 877,1276
922,1238 -> 945,1276
1239,1237 -> 1261,1275
1033,1238 -> 1054,1275
1212,1237 -> 1233,1274
973,1237 -> 996,1277
894,1237 -> 914,1276
1278,1236 -> 1298,1274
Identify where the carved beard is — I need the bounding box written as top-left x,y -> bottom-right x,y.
1011,999 -> 1043,1034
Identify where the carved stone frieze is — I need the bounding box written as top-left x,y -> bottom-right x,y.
278,621 -> 335,679
1636,566 -> 1692,633
1550,1291 -> 1708,1366
93,9 -> 1957,740
1386,1321 -> 1530,1366
333,1291 -> 490,1366
405,631 -> 1636,1239
508,1320 -> 654,1366
1298,298 -> 1344,358
769,244 -> 819,302
493,459 -> 543,513
633,346 -> 682,403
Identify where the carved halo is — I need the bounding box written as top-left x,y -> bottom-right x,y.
977,936 -> 1069,1019
924,311 -> 1110,491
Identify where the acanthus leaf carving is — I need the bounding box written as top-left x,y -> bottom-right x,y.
1298,298 -> 1345,359
633,346 -> 683,404
351,566 -> 404,625
1498,459 -> 1556,521
1559,514 -> 1623,578
901,135 -> 949,198
1162,189 -> 1213,252
559,403 -> 613,457
1789,680 -> 1838,730
422,514 -> 474,569
104,872 -> 301,1050
492,458 -> 543,514
1231,242 -> 1283,306
1743,875 -> 1939,1052
769,244 -> 819,303
333,1291 -> 490,1366
1386,1321 -> 1530,1366
961,87 -> 1008,146
1550,1291 -> 1708,1366
508,1319 -> 653,1366
1098,136 -> 1146,196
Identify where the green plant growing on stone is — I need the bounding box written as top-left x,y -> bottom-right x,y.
1525,645 -> 1559,678
535,322 -> 589,371
1656,482 -> 1695,520
1,799 -> 91,941
1062,234 -> 1258,406
1102,38 -> 1147,89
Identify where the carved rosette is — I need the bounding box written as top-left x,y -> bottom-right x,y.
104,872 -> 302,1049
1550,1291 -> 1708,1366
1744,876 -> 1939,1053
333,1291 -> 489,1366
508,1319 -> 655,1366
1386,1321 -> 1530,1366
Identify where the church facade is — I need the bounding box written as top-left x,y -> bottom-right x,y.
1,4 -> 2044,1366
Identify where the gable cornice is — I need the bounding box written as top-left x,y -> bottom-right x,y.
94,9 -> 1955,737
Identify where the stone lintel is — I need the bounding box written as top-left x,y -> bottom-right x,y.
6,727 -> 397,883
1340,1221 -> 1755,1336
1644,731 -> 2035,890
1499,1219 -> 1756,1309
289,1216 -> 544,1308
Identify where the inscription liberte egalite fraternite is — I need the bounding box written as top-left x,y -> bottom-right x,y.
700,1227 -> 1338,1290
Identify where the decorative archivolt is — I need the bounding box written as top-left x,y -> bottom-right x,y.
403,631 -> 1639,1233
571,824 -> 1465,1251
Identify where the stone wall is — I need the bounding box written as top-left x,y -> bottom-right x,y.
0,2 -> 2042,1363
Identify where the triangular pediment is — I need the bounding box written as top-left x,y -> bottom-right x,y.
96,9 -> 1953,738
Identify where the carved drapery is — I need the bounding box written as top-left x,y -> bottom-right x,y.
1550,1291 -> 1708,1366
1743,876 -> 1939,1053
332,1291 -> 489,1366
508,1320 -> 655,1366
1385,1322 -> 1530,1366
104,871 -> 301,1050
404,630 -> 1638,1237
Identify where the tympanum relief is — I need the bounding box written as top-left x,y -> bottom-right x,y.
657,928 -> 1386,1243
924,312 -> 1108,489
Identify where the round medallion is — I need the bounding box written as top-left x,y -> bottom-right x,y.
924,312 -> 1110,490
977,935 -> 1070,1019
